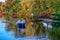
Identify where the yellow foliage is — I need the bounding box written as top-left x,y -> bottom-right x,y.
20,0 -> 34,14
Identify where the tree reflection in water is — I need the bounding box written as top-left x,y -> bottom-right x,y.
0,18 -> 16,40
0,18 -> 51,40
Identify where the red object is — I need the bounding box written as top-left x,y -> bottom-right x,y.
37,11 -> 51,18
0,10 -> 4,16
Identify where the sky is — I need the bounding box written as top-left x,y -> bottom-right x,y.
0,0 -> 6,2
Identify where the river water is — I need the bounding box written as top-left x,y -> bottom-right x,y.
0,18 -> 50,40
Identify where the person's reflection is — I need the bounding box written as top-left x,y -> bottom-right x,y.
15,19 -> 26,37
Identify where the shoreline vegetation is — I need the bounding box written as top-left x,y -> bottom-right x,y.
0,0 -> 60,40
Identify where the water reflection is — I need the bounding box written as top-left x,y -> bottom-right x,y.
0,18 -> 16,40
42,22 -> 52,28
0,18 -> 50,40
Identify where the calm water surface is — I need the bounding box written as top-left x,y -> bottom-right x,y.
0,18 -> 50,40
